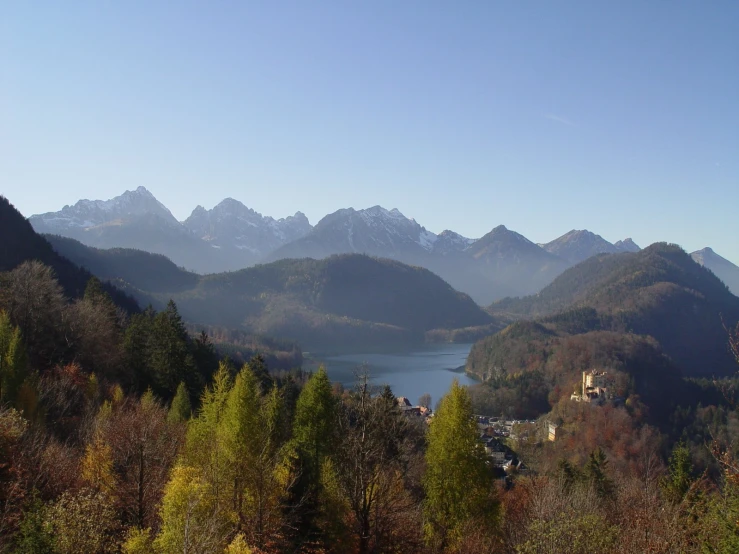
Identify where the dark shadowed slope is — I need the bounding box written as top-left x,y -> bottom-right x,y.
0,196 -> 139,313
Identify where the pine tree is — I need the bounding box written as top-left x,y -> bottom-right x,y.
660,441 -> 693,503
292,366 -> 337,479
168,382 -> 192,423
0,310 -> 27,406
149,301 -> 197,398
584,447 -> 615,500
423,380 -> 498,549
290,366 -> 338,545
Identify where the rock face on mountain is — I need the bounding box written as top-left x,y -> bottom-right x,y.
691,247 -> 739,296
614,238 -> 641,253
267,206 -> 439,262
542,229 -> 641,264
29,188 -> 312,273
182,199 -> 312,262
30,186 -> 180,231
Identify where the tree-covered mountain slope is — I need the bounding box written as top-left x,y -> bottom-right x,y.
45,234 -> 198,293
158,254 -> 496,349
0,196 -> 139,312
480,243 -> 739,377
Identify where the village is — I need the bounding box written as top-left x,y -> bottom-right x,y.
395,395 -> 532,473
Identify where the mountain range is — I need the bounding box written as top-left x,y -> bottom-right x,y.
29,187 -> 739,302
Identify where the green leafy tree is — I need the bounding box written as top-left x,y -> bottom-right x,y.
13,494 -> 55,554
423,380 -> 499,549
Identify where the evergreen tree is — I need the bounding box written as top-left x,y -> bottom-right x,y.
584,447 -> 615,500
149,301 -> 197,398
167,381 -> 192,423
0,310 -> 27,406
123,308 -> 155,391
423,380 -> 498,549
661,441 -> 694,503
292,366 -> 337,479
290,366 -> 338,545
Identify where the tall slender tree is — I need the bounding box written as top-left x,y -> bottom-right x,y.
423,380 -> 499,549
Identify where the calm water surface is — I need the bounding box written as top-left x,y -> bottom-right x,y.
309,344 -> 476,407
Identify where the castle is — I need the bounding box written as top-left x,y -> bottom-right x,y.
570,370 -> 612,404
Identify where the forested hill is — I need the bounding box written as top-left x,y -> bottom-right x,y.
477,243 -> 739,377
44,234 -> 198,293
157,255 -> 496,349
43,229 -> 497,348
0,196 -> 139,313
490,243 -> 738,318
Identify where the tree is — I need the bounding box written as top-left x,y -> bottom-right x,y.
149,301 -> 198,398
584,448 -> 614,500
123,308 -> 155,392
292,366 -> 337,480
103,393 -> 184,529
45,489 -> 120,554
67,278 -> 124,382
168,381 -> 192,423
423,380 -> 499,549
332,374 -> 419,553
0,310 -> 27,406
154,465 -> 230,554
13,493 -> 55,553
660,441 -> 694,504
0,261 -> 67,369
418,393 -> 432,409
290,366 -> 338,546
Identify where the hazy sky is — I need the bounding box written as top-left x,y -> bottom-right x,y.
2,2 -> 738,262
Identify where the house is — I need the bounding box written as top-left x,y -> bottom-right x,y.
548,422 -> 559,442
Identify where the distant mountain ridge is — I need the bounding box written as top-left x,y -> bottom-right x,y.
691,247 -> 739,295
28,187 -> 737,304
183,198 -> 312,261
541,229 -> 640,264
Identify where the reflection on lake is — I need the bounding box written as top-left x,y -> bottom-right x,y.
308,343 -> 476,407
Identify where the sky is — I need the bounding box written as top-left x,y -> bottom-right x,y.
2,2 -> 738,263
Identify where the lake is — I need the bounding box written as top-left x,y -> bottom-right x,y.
307,343 -> 477,408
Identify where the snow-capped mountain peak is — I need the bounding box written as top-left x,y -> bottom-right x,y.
30,186 -> 179,231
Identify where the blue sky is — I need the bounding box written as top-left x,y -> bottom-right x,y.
2,2 -> 738,262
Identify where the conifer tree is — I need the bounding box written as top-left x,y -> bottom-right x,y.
584,447 -> 615,500
168,381 -> 192,423
0,310 -> 27,406
661,441 -> 694,503
150,300 -> 197,398
423,380 -> 498,549
290,366 -> 338,545
292,366 -> 337,479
